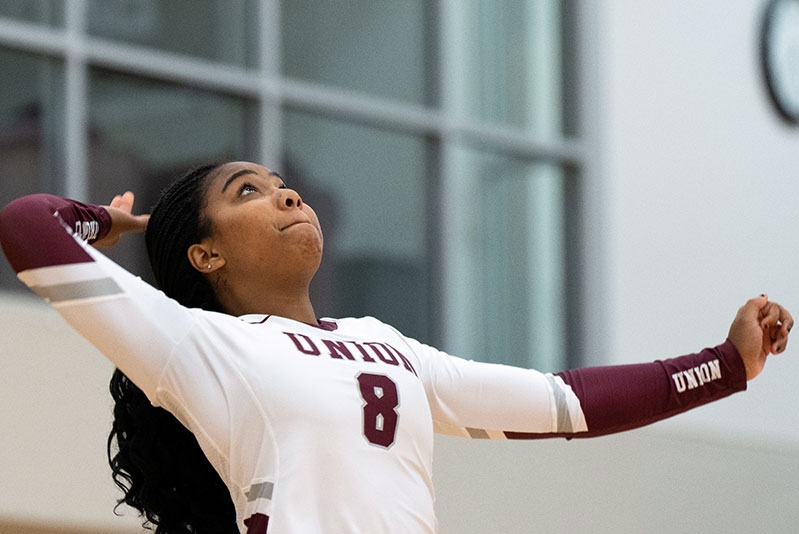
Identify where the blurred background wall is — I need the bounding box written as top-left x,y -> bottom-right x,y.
1,1 -> 797,532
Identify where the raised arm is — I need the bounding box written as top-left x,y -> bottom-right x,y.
0,193 -> 192,402
1,194 -> 109,271
419,296 -> 792,440
0,192 -> 148,272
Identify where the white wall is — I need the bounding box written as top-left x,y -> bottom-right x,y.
0,293 -> 142,532
1,1 -> 798,533
603,0 -> 799,447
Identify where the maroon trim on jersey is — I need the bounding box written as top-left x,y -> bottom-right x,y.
244,513 -> 269,534
0,194 -> 111,273
315,319 -> 338,331
246,315 -> 338,331
243,315 -> 272,324
505,340 -> 746,440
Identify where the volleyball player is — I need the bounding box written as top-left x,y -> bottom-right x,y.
0,161 -> 791,534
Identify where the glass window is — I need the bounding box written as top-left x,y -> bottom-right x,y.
282,110 -> 433,342
86,0 -> 256,66
0,0 -> 579,370
0,0 -> 63,26
449,0 -> 564,137
443,145 -> 567,371
0,48 -> 64,289
282,0 -> 433,106
87,68 -> 256,281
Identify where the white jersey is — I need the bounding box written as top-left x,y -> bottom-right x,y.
17,235 -> 587,533
1,195 -> 751,533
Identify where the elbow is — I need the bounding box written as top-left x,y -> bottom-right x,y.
0,194 -> 65,273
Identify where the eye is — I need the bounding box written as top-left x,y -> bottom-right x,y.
238,182 -> 259,196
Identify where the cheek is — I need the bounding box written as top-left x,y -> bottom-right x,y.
215,215 -> 276,262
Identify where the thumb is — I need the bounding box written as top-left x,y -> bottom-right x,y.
753,294 -> 769,318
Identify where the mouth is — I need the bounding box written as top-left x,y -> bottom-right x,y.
281,220 -> 312,231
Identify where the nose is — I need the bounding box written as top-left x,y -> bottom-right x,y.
280,189 -> 303,210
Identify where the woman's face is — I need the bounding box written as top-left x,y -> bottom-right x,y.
196,161 -> 324,287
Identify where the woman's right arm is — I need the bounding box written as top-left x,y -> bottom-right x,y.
0,193 -> 196,403
0,194 -> 114,271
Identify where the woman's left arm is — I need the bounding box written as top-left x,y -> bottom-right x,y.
549,295 -> 792,439
417,295 -> 792,440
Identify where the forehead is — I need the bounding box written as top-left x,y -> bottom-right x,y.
206,162 -> 281,193
211,161 -> 274,183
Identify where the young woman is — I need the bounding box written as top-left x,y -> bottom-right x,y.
0,161 -> 792,534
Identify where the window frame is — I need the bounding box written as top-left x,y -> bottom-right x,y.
0,0 -> 599,367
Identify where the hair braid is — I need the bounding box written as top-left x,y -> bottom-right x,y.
146,163 -> 222,312
107,163 -> 239,534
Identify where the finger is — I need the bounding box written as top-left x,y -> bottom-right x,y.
108,192 -> 135,213
763,303 -> 792,331
779,304 -> 794,335
762,303 -> 793,354
775,305 -> 792,353
109,194 -> 124,209
118,191 -> 135,213
742,294 -> 769,320
759,301 -> 782,330
762,326 -> 773,356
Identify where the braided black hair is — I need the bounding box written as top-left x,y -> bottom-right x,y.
107,163 -> 239,533
144,163 -> 224,313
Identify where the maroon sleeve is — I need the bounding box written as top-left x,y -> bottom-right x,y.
0,194 -> 112,273
506,339 -> 747,440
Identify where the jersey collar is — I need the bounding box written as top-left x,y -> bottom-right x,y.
238,314 -> 338,331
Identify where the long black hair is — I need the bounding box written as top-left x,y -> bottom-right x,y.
107,163 -> 239,533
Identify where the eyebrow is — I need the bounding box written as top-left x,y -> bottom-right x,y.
221,169 -> 284,193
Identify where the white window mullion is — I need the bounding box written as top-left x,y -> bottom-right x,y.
64,0 -> 87,201
438,0 -> 484,360
573,0 -> 608,366
257,0 -> 282,167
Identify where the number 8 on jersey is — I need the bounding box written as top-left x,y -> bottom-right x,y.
357,373 -> 399,448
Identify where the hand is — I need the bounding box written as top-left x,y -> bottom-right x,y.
727,295 -> 794,380
92,191 -> 150,248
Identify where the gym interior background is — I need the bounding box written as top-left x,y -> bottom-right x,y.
1,1 -> 798,532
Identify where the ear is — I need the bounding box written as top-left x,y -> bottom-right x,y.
187,238 -> 226,273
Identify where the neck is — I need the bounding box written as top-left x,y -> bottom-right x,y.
217,283 -> 318,325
